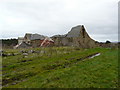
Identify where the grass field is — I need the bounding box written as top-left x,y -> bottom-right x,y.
2,47 -> 118,88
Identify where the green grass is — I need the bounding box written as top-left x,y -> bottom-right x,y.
2,47 -> 118,88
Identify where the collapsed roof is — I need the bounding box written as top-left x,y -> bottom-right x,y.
52,25 -> 85,38
66,25 -> 82,37
30,34 -> 46,40
24,33 -> 46,40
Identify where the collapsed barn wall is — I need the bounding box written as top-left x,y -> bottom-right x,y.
52,25 -> 98,48
30,40 -> 42,47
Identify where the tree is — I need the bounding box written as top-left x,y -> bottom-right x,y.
106,40 -> 111,44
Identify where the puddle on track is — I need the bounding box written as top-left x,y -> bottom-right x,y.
89,53 -> 101,59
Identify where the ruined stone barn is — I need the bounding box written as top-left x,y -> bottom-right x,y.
24,33 -> 46,47
15,25 -> 98,49
15,33 -> 54,48
52,25 -> 98,48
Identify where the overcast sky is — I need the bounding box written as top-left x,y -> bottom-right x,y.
0,0 -> 119,42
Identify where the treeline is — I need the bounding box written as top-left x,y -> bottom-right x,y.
0,39 -> 18,48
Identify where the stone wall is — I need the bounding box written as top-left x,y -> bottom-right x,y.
52,25 -> 98,48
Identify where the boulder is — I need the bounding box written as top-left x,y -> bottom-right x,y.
22,53 -> 28,56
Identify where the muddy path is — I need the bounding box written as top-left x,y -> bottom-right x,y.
2,52 -> 101,87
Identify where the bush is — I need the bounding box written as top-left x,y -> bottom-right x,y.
106,40 -> 111,44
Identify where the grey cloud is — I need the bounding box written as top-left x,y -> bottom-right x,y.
0,0 -> 118,42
